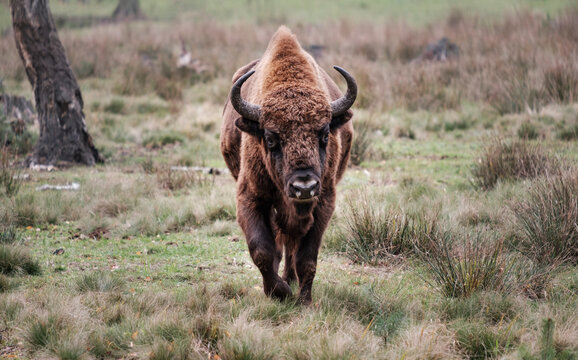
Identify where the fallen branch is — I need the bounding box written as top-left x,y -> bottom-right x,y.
36,182 -> 80,191
170,166 -> 229,175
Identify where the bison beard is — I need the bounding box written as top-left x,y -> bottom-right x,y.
220,26 -> 356,305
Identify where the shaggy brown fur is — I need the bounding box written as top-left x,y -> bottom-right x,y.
221,26 -> 354,304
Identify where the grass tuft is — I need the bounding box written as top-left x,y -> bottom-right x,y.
418,231 -> 515,298
511,170 -> 578,265
0,146 -> 22,197
471,138 -> 557,190
0,244 -> 41,275
350,119 -> 373,166
338,196 -> 438,265
75,272 -> 124,293
454,320 -> 518,358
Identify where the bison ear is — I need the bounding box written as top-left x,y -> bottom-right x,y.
235,117 -> 262,136
330,109 -> 353,131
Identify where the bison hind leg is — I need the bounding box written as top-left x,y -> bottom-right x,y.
264,277 -> 293,301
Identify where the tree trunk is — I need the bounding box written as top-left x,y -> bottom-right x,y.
10,0 -> 102,166
112,0 -> 143,20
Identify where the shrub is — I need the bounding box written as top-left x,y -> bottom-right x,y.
511,170 -> 578,265
471,138 -> 557,190
418,231 -> 515,298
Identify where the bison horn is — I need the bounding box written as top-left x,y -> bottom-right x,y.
330,66 -> 357,117
230,70 -> 261,122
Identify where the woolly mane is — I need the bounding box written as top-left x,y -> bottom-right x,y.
260,26 -> 319,94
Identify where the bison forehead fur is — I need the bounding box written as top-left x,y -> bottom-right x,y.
220,25 -> 356,305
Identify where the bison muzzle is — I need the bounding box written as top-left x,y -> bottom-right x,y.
221,26 -> 356,304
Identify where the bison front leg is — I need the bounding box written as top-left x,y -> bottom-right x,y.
237,199 -> 292,300
295,237 -> 319,305
295,197 -> 335,305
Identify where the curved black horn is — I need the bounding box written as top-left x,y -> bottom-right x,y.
230,70 -> 261,122
330,66 -> 357,117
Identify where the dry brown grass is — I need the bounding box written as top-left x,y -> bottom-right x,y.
2,10 -> 577,112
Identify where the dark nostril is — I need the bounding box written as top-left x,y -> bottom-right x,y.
290,178 -> 319,199
291,179 -> 319,191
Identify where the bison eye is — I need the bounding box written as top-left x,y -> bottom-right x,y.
264,130 -> 280,151
319,125 -> 330,146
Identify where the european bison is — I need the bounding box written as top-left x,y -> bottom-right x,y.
221,26 -> 357,304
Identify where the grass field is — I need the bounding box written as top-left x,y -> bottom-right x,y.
1,1 -> 578,359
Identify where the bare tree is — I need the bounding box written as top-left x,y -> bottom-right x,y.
112,0 -> 143,20
10,0 -> 102,166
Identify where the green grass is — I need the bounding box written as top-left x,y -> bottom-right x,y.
1,0 -> 576,30
0,4 -> 577,359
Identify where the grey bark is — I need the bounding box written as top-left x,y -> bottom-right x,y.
10,0 -> 102,166
112,0 -> 143,20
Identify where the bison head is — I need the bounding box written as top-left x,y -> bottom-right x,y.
231,67 -> 357,208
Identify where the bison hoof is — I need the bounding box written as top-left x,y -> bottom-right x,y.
265,279 -> 293,300
282,271 -> 297,285
298,292 -> 312,306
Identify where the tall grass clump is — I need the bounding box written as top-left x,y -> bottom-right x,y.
471,138 -> 557,190
511,170 -> 578,265
0,111 -> 36,156
520,318 -> 576,360
0,244 -> 41,275
0,146 -> 22,197
338,197 -> 438,265
418,231 -> 515,298
75,272 -> 124,292
339,200 -> 408,265
453,320 -> 518,359
543,63 -> 578,104
350,119 -> 373,166
487,65 -> 546,115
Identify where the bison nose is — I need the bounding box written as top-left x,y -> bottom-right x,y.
288,171 -> 320,200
